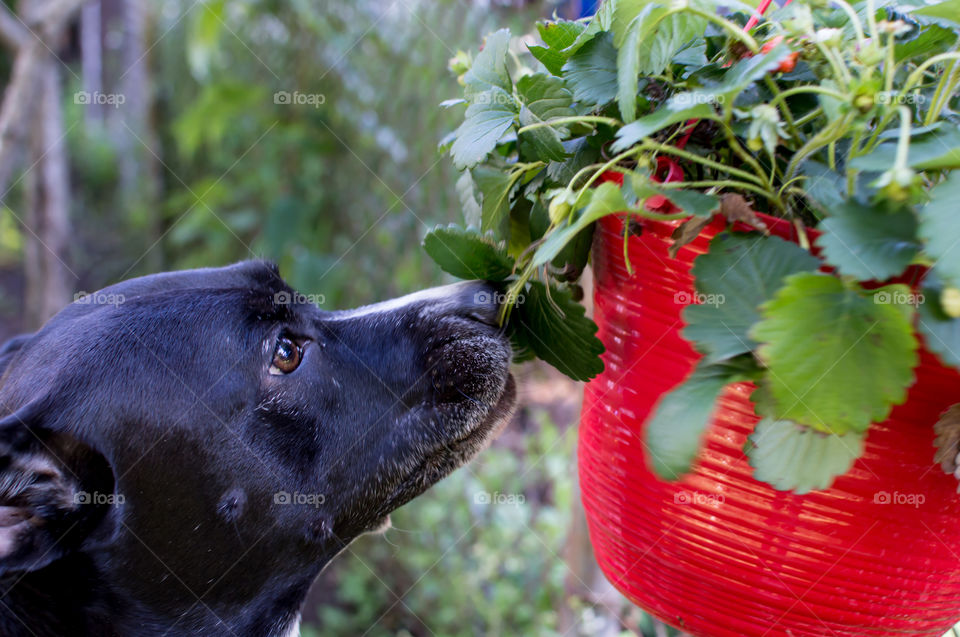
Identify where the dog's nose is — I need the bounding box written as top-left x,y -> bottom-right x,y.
442,281 -> 502,327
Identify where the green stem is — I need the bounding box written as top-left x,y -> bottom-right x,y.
640,139 -> 769,187
904,53 -> 960,93
884,31 -> 896,95
660,178 -> 775,201
768,85 -> 848,110
785,113 -> 854,180
719,114 -> 770,187
893,105 -> 911,170
925,56 -> 960,126
516,116 -> 621,134
862,0 -> 878,42
793,107 -> 823,127
763,76 -> 799,140
831,0 -> 867,44
685,6 -> 760,53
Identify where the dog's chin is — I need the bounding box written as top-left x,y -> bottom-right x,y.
378,371 -> 517,517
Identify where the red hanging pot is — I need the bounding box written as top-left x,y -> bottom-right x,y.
579,212 -> 960,636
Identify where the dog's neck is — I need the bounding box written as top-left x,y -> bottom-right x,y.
0,551 -> 326,636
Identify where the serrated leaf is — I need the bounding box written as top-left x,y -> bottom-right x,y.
668,45 -> 792,110
463,29 -> 512,97
683,233 -> 820,365
513,282 -> 604,381
423,226 -> 514,281
516,74 -> 575,162
895,23 -> 957,62
747,419 -> 864,494
750,273 -> 918,434
518,106 -> 568,162
473,166 -> 520,236
799,160 -> 847,211
646,357 -> 760,479
562,33 -> 618,107
529,19 -> 586,74
918,173 -> 960,287
816,201 -> 920,281
451,92 -> 517,169
531,181 -> 637,267
611,102 -> 714,152
917,286 -> 960,371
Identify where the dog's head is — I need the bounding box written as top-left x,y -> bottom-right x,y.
0,261 -> 515,634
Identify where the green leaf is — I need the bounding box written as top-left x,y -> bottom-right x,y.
422,225 -> 514,281
850,127 -> 960,172
513,282 -> 604,381
646,357 -> 760,479
455,171 -> 482,228
473,166 -> 520,236
531,181 -> 636,267
451,91 -> 517,169
517,73 -> 574,121
683,233 -> 820,365
816,201 -> 920,281
451,30 -> 518,169
750,273 -> 919,434
798,160 -> 847,211
669,44 -> 792,110
918,173 -> 960,286
746,419 -> 864,494
562,33 -> 618,107
462,29 -> 512,97
917,287 -> 960,371
611,103 -> 715,152
913,0 -> 960,24
518,106 -> 568,162
516,74 -> 575,162
529,19 -> 586,75
895,23 -> 958,62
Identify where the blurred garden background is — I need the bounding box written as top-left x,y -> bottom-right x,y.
0,0 -> 680,635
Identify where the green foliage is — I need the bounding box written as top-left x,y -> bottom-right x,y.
422,226 -> 514,281
751,273 -> 918,434
646,357 -> 761,478
432,0 -> 960,493
746,419 -> 865,494
683,232 -> 820,365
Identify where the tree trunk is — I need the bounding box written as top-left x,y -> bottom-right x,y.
24,55 -> 73,328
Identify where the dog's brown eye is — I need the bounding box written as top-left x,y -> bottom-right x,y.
270,337 -> 301,374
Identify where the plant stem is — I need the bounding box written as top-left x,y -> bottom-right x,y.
685,6 -> 761,53
516,116 -> 622,134
763,76 -> 800,140
793,106 -> 823,127
660,179 -> 775,200
831,0 -> 867,44
893,105 -> 912,170
785,113 -> 854,180
904,53 -> 960,93
925,55 -> 960,126
768,85 -> 848,110
640,140 -> 769,187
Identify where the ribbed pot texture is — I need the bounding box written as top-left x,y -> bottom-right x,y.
579,213 -> 960,637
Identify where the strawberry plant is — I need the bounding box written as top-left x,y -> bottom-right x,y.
427,0 -> 960,492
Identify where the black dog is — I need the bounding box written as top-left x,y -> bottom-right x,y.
0,261 -> 516,636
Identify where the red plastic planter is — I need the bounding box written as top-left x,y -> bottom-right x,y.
579,213 -> 960,637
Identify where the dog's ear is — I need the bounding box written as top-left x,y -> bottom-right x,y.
0,400 -> 116,575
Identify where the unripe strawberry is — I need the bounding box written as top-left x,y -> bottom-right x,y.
548,197 -> 572,224
942,288 -> 960,318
